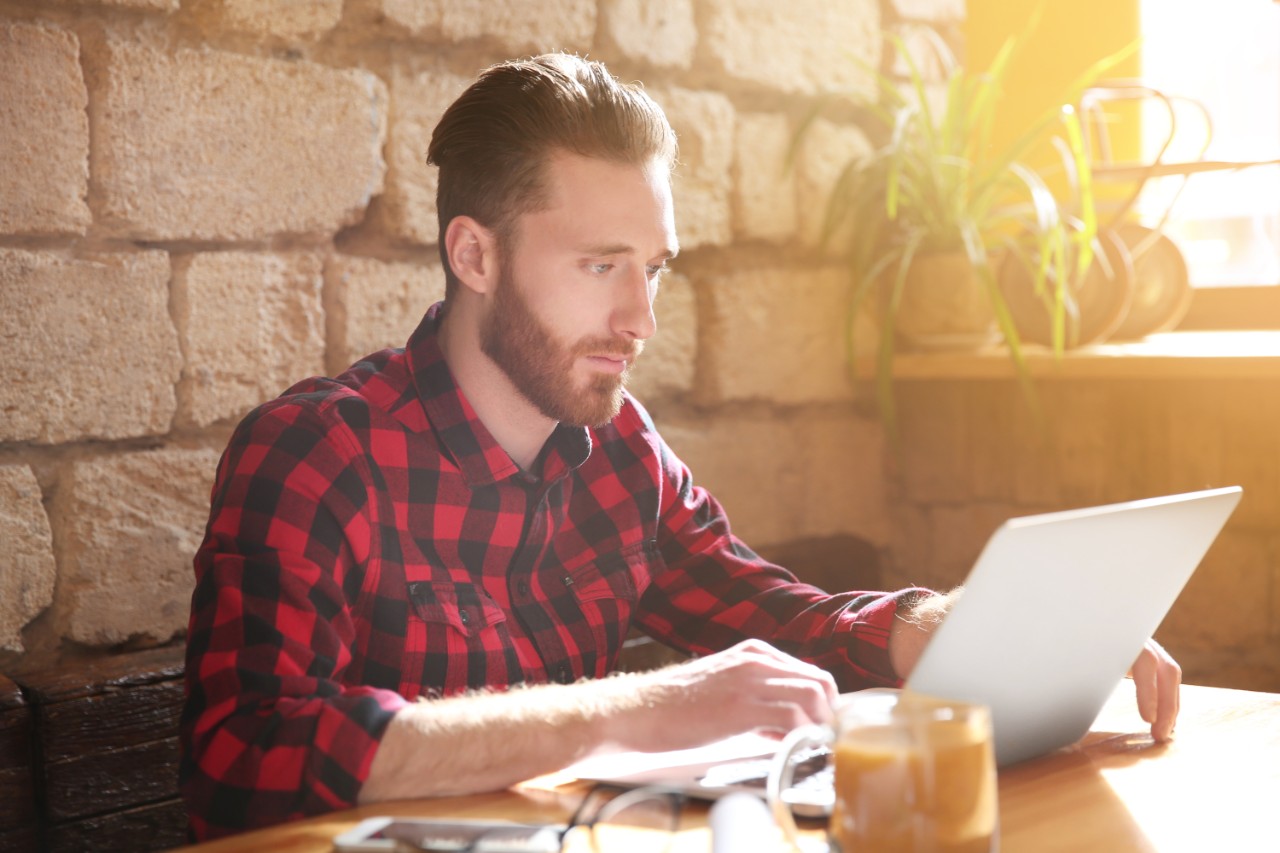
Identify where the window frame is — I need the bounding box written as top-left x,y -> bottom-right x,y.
1179,286 -> 1280,331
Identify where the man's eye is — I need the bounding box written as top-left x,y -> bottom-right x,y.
588,263 -> 613,275
646,263 -> 668,279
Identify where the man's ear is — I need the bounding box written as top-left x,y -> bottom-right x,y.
443,215 -> 499,295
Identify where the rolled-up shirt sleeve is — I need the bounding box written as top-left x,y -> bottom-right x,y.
180,398 -> 407,841
635,422 -> 933,692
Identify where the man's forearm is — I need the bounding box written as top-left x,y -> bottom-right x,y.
358,638 -> 842,804
358,674 -> 646,803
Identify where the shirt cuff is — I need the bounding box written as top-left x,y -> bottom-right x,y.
857,586 -> 939,686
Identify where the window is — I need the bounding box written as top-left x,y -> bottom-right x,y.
1136,0 -> 1279,300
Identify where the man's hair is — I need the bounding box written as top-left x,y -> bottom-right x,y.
427,53 -> 678,298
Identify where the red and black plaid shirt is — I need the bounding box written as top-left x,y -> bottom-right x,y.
180,302 -> 923,839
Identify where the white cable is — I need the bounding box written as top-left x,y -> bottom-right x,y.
710,792 -> 780,853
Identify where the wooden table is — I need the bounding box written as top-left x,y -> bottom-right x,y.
174,682 -> 1279,852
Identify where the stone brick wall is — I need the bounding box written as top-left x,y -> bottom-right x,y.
885,378 -> 1280,693
0,0 -> 957,668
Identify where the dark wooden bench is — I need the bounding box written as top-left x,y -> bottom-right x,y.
0,674 -> 39,852
4,645 -> 188,852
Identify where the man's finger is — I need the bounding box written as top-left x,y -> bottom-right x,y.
1130,639 -> 1181,741
1149,640 -> 1181,741
755,677 -> 836,726
1131,648 -> 1158,725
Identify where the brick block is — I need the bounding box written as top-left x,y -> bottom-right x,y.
174,252 -> 325,427
628,272 -> 696,402
796,117 -> 874,253
379,0 -> 596,52
703,0 -> 880,97
0,467 -> 55,653
0,22 -> 90,236
601,0 -> 696,70
325,255 -> 446,373
889,26 -> 957,83
890,0 -> 964,22
49,0 -> 178,9
191,0 -> 343,40
88,41 -> 387,240
701,265 -> 852,405
0,250 -> 178,444
377,66 -> 473,246
652,88 -> 735,250
440,0 -> 595,51
661,409 -> 886,549
733,113 -> 798,243
51,448 -> 220,647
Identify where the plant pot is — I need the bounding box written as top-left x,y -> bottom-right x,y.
998,229 -> 1135,348
889,250 -> 999,350
1107,223 -> 1192,341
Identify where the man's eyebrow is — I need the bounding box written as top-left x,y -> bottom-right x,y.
578,242 -> 679,260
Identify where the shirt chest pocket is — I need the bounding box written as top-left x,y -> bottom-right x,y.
558,539 -> 662,677
405,580 -> 515,695
565,538 -> 661,605
408,581 -> 506,633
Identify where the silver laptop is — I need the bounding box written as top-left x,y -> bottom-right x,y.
571,487 -> 1242,813
907,485 -> 1241,766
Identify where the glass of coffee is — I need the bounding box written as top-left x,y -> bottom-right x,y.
766,688 -> 998,852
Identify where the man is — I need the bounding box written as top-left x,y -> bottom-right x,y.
180,53 -> 1181,840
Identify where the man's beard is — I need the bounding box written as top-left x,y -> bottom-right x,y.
479,265 -> 642,428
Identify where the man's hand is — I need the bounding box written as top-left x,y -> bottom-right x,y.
1128,638 -> 1181,741
607,639 -> 839,752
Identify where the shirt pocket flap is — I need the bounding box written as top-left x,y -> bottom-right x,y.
407,581 -> 506,636
566,539 -> 660,603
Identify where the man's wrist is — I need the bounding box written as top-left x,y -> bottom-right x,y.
889,587 -> 962,680
895,588 -> 954,628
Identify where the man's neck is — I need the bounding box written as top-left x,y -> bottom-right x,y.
436,305 -> 557,472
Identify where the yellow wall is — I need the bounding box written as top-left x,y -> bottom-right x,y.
964,0 -> 1144,182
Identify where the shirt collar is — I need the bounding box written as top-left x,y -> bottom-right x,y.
406,302 -> 593,487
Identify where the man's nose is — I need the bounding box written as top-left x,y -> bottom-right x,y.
612,266 -> 658,341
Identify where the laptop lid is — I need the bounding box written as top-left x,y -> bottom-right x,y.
906,486 -> 1242,766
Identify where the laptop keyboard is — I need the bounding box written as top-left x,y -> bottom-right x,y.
697,745 -> 833,794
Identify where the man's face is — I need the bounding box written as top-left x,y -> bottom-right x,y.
479,152 -> 678,427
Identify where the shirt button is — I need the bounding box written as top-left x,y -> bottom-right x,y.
458,610 -> 470,626
517,580 -> 530,597
555,665 -> 573,684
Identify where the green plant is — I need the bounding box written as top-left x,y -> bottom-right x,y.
795,25 -> 1138,437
